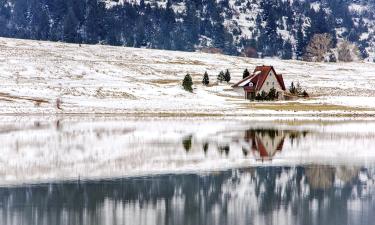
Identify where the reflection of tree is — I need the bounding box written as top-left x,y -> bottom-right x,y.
182,135 -> 193,152
218,145 -> 230,156
0,166 -> 369,225
335,166 -> 359,183
203,142 -> 209,154
305,166 -> 335,190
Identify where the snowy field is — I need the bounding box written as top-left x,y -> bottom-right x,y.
1,116 -> 375,185
1,38 -> 375,116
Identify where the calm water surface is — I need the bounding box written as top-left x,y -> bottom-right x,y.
0,117 -> 375,225
1,167 -> 374,225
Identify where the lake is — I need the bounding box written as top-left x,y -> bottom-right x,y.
0,116 -> 375,225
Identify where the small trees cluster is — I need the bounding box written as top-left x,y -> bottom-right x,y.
254,88 -> 279,101
182,69 -> 233,92
289,82 -> 309,97
217,71 -> 225,82
217,69 -> 231,83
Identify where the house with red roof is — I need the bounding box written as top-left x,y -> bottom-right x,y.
232,65 -> 286,100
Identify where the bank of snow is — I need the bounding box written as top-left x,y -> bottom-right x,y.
1,37 -> 375,116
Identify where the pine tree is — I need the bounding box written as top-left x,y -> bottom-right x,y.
224,69 -> 231,83
217,71 -> 225,83
296,25 -> 305,59
202,71 -> 209,86
282,40 -> 293,60
289,82 -> 296,94
63,7 -> 78,43
29,0 -> 50,40
296,82 -> 302,95
182,73 -> 193,92
243,68 -> 250,79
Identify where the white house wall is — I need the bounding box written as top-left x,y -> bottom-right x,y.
259,70 -> 283,93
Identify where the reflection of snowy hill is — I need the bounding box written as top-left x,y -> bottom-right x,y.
1,117 -> 375,185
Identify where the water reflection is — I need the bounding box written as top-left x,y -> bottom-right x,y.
1,117 -> 375,185
244,129 -> 287,161
187,128 -> 309,161
0,166 -> 374,225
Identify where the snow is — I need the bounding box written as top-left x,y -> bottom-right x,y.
348,4 -> 368,14
0,37 -> 375,116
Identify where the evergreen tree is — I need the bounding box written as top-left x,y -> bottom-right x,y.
63,7 -> 79,43
84,0 -> 99,43
217,71 -> 225,83
182,73 -> 193,92
289,82 -> 296,94
296,25 -> 305,59
224,69 -> 231,83
0,1 -> 10,36
282,39 -> 293,60
12,0 -> 29,37
202,72 -> 210,86
243,68 -> 250,79
30,0 -> 50,40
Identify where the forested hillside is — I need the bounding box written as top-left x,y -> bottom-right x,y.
0,0 -> 374,60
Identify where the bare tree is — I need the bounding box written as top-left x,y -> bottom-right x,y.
241,47 -> 258,58
338,40 -> 360,62
304,33 -> 332,62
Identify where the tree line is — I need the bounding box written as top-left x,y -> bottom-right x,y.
0,0 -> 372,60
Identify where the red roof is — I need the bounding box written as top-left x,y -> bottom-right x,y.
232,66 -> 286,91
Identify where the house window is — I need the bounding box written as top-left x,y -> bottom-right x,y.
249,82 -> 253,87
266,82 -> 269,85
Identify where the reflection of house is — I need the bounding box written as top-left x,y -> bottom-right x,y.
244,129 -> 285,161
232,66 -> 286,100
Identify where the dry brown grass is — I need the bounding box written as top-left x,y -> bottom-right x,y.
239,102 -> 370,112
0,92 -> 49,104
150,79 -> 179,85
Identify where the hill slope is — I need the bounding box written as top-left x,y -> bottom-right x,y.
0,0 -> 374,60
0,37 -> 375,116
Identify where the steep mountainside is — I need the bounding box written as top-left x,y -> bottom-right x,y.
0,0 -> 374,60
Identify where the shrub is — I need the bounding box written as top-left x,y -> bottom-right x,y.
267,87 -> 277,100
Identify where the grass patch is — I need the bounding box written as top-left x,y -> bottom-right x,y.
240,102 -> 370,112
150,79 -> 179,85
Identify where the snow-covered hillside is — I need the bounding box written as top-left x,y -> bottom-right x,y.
0,37 -> 375,116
